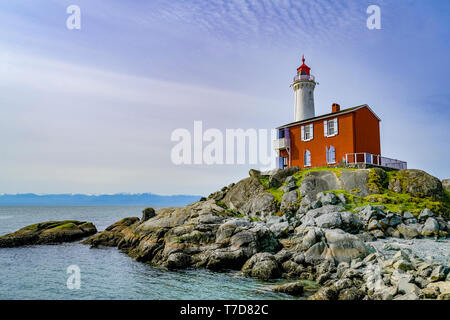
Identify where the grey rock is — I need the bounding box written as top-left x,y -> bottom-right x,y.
315,212 -> 342,229
403,212 -> 415,219
271,281 -> 304,296
241,252 -> 281,281
340,211 -> 363,232
269,222 -> 290,237
388,214 -> 403,227
388,169 -> 444,199
336,193 -> 347,205
430,265 -> 448,282
418,208 -> 435,221
299,171 -> 341,199
268,167 -> 299,188
285,176 -> 296,184
280,190 -> 299,210
280,181 -> 297,193
421,217 -> 440,237
316,192 -> 338,205
368,219 -> 381,231
397,223 -> 422,239
247,192 -> 277,217
167,252 -> 191,269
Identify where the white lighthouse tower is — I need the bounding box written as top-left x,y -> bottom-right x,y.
292,55 -> 316,121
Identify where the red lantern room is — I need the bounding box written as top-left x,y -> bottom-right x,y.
297,55 -> 311,76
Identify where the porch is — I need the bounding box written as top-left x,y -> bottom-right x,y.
345,153 -> 407,170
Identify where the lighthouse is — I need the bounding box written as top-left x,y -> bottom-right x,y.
292,56 -> 316,121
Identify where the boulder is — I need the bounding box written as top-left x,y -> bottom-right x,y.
280,190 -> 299,211
247,192 -> 278,217
430,265 -> 448,282
300,205 -> 344,227
302,228 -> 373,264
418,209 -> 435,221
323,229 -> 374,263
241,253 -> 281,281
268,167 -> 299,188
271,282 -> 304,296
206,248 -> 247,271
167,252 -> 191,269
0,220 -> 97,247
142,208 -> 156,222
308,286 -> 338,300
222,177 -> 265,212
398,279 -> 421,296
388,169 -> 444,199
83,217 -> 139,247
397,223 -> 422,239
316,192 -> 339,205
339,169 -> 371,196
421,217 -> 440,237
269,222 -> 290,238
315,212 -> 342,229
338,288 -> 365,300
280,182 -> 297,193
299,171 -> 341,199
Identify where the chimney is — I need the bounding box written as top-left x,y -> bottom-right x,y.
332,103 -> 340,113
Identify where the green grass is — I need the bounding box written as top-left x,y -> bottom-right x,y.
326,189 -> 448,216
257,167 -> 450,217
52,223 -> 77,230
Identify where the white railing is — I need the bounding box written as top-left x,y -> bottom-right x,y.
345,153 -> 407,170
273,138 -> 290,150
293,74 -> 315,82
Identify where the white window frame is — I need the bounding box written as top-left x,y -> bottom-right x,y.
301,124 -> 314,142
324,118 -> 338,137
304,149 -> 311,167
326,146 -> 336,164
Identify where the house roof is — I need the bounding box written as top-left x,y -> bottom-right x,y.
276,104 -> 381,129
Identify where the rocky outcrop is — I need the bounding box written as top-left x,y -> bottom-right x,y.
0,221 -> 97,247
82,217 -> 139,247
85,199 -> 280,272
78,166 -> 449,300
388,169 -> 444,199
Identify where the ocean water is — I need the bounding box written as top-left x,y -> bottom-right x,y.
0,206 -> 297,300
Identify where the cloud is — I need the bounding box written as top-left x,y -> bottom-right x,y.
0,50 -> 276,194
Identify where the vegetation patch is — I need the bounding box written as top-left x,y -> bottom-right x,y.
52,223 -> 77,230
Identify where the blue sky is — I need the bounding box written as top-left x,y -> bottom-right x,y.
0,0 -> 449,195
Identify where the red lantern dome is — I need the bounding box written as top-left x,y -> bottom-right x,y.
297,55 -> 311,76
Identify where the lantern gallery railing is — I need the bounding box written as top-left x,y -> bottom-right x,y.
345,153 -> 407,170
293,74 -> 315,82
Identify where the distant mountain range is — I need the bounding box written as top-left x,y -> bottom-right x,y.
0,193 -> 202,206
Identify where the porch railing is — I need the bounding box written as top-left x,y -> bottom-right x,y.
345,153 -> 407,170
273,138 -> 290,150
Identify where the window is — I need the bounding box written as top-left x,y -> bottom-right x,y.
326,146 -> 336,164
324,118 -> 338,137
283,156 -> 288,168
304,150 -> 311,167
301,124 -> 314,141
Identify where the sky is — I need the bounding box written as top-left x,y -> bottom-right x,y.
0,0 -> 449,196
